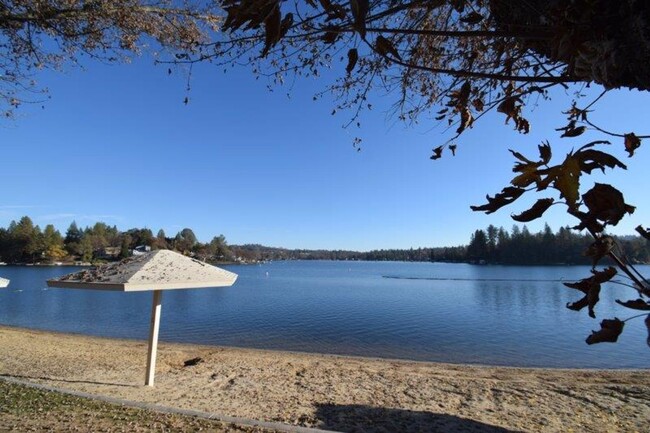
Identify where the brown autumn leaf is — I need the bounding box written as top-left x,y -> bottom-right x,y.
564,267 -> 616,318
511,198 -> 554,222
497,97 -> 527,133
321,26 -> 340,44
586,318 -> 624,345
449,144 -> 457,156
470,187 -> 526,214
566,281 -> 600,318
452,81 -> 471,106
582,183 -> 635,226
591,266 -> 618,284
575,149 -> 626,174
566,292 -> 592,315
538,142 -> 552,164
279,13 -> 293,39
375,36 -> 401,60
510,149 -> 535,165
576,140 -> 612,151
497,97 -> 517,116
350,0 -> 369,38
346,48 -> 358,74
624,133 -> 641,157
560,125 -> 587,138
556,120 -> 576,133
224,0 -> 276,32
511,170 -> 541,189
430,145 -> 443,160
516,118 -> 530,134
615,299 -> 650,310
262,4 -> 281,57
456,107 -> 473,134
553,155 -> 581,209
509,148 -> 547,188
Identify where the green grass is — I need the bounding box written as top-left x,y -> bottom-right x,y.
0,380 -> 277,432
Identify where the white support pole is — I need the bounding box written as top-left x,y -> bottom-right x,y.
145,290 -> 163,387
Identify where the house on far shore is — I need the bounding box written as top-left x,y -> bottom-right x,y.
96,246 -> 121,260
132,245 -> 152,256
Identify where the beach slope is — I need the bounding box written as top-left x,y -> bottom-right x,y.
0,326 -> 648,432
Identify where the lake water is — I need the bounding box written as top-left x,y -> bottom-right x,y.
0,261 -> 648,368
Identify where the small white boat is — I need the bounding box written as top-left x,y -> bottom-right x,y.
0,277 -> 9,288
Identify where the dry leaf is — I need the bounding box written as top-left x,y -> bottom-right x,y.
615,299 -> 650,310
346,48 -> 358,74
511,198 -> 554,222
624,133 -> 641,157
586,318 -> 624,345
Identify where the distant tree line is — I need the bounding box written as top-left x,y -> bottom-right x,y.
0,216 -> 647,266
467,224 -> 649,265
0,216 -> 234,264
229,226 -> 649,265
228,244 -> 468,263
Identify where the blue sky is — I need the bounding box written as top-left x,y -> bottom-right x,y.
1,54 -> 649,250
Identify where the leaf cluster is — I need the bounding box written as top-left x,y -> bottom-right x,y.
470,130 -> 647,346
0,0 -> 220,117
202,1 -> 598,147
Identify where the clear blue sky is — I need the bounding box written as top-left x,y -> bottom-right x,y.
1,54 -> 649,250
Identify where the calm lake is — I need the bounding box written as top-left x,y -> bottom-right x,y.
0,261 -> 648,368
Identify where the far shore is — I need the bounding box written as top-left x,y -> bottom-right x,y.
0,326 -> 648,432
3,259 -> 649,267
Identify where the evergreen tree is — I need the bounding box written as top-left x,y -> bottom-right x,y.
64,221 -> 83,257
467,229 -> 489,262
155,229 -> 168,249
42,224 -> 66,262
119,235 -> 132,259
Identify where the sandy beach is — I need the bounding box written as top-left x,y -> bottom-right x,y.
0,326 -> 648,432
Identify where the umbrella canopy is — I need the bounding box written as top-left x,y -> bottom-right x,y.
46,249 -> 237,386
0,277 -> 8,288
47,249 -> 237,291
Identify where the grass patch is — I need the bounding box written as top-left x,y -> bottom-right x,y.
0,380 -> 277,432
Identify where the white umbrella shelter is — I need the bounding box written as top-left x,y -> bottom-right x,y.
0,277 -> 9,288
47,250 -> 237,386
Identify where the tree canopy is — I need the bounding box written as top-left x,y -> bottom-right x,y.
198,1 -> 648,148
0,217 -> 235,264
0,0 -> 220,116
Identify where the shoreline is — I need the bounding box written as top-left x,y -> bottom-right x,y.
1,325 -> 648,432
3,259 -> 649,267
0,324 -> 646,373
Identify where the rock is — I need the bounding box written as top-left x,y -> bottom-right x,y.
183,357 -> 203,367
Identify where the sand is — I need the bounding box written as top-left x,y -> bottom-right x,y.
0,326 -> 648,433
